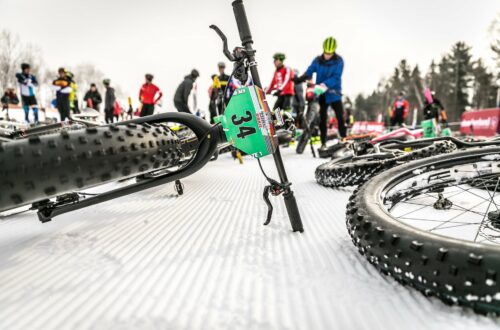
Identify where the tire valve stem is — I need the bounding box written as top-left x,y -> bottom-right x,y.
433,193 -> 453,210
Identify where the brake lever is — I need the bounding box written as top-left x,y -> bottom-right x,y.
209,25 -> 236,62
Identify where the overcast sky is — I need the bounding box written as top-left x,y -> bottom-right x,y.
2,0 -> 499,110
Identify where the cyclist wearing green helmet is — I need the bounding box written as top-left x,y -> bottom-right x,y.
295,37 -> 345,149
266,52 -> 295,111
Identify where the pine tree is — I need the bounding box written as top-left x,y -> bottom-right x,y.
408,65 -> 424,122
471,59 -> 497,109
426,60 -> 439,92
445,42 -> 473,121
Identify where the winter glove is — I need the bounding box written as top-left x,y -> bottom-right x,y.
272,90 -> 282,97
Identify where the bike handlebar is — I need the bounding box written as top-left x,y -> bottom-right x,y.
209,25 -> 235,62
232,0 -> 253,45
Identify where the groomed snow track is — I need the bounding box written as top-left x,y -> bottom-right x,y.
0,148 -> 499,329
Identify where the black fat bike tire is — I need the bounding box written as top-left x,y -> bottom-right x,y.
296,102 -> 318,155
296,130 -> 311,154
346,147 -> 500,315
0,123 -> 183,212
315,140 -> 456,188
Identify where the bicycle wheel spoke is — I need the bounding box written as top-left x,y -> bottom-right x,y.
473,169 -> 500,211
473,178 -> 500,242
401,200 -> 486,217
383,156 -> 500,246
429,199 -> 487,232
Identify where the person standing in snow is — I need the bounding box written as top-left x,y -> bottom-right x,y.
215,62 -> 230,114
266,52 -> 295,111
208,74 -> 219,123
16,63 -> 40,124
83,83 -> 103,111
139,73 -> 163,117
294,37 -> 345,149
390,92 -> 409,127
103,79 -> 116,123
292,69 -> 305,128
173,69 -> 199,113
1,87 -> 19,120
52,68 -> 72,121
66,71 -> 80,115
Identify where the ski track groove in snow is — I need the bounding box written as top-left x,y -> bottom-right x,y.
0,148 -> 500,329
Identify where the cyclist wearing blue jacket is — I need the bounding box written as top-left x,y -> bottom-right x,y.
295,37 -> 345,149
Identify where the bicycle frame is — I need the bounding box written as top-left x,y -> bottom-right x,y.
212,0 -> 303,232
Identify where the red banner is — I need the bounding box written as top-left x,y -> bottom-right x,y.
351,121 -> 385,135
460,108 -> 500,137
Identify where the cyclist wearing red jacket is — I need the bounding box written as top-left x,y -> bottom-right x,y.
266,53 -> 295,111
139,73 -> 163,117
390,92 -> 409,127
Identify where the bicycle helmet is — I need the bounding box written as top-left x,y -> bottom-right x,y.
103,79 -> 111,86
323,37 -> 337,54
273,52 -> 286,61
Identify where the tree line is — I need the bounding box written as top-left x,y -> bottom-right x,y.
355,16 -> 499,124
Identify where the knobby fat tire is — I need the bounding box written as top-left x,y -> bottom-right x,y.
0,123 -> 183,212
346,147 -> 500,315
315,140 -> 456,188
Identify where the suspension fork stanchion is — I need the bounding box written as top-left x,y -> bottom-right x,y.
231,0 -> 304,232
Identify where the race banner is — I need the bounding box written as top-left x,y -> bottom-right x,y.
351,121 -> 385,135
460,108 -> 500,137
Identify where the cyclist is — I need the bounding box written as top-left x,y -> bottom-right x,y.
292,69 -> 305,128
423,91 -> 446,124
66,71 -> 80,115
216,62 -> 230,113
174,69 -> 199,113
16,63 -> 40,124
83,83 -> 103,111
266,53 -> 295,111
103,78 -> 116,123
139,73 -> 163,117
295,37 -> 345,150
208,74 -> 219,123
344,98 -> 355,127
1,87 -> 19,120
52,68 -> 72,121
390,92 -> 409,127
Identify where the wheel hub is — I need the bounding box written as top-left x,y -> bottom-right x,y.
488,210 -> 500,229
433,193 -> 453,210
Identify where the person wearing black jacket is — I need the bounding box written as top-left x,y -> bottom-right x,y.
174,69 -> 199,113
423,92 -> 448,126
103,79 -> 116,123
1,88 -> 19,119
83,83 -> 102,111
52,68 -> 72,121
216,62 -> 230,113
292,69 -> 305,128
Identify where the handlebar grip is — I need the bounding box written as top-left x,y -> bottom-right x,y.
283,190 -> 304,232
232,0 -> 253,45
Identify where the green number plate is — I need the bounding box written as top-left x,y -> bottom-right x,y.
216,86 -> 277,158
421,119 -> 436,138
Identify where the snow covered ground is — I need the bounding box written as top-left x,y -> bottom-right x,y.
0,148 -> 499,330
